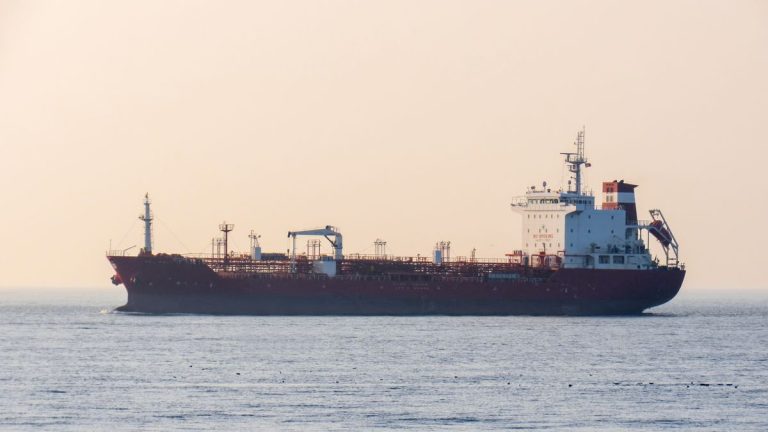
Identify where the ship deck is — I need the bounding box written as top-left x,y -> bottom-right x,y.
176,253 -> 554,280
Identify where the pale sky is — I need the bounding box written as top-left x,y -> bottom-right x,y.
1,0 -> 766,290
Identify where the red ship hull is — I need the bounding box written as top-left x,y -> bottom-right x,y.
108,255 -> 685,315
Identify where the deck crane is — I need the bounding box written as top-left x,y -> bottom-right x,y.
287,226 -> 343,273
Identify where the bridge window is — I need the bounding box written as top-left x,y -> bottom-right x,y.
613,256 -> 625,264
599,255 -> 610,264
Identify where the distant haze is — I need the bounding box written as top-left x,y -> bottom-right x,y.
1,0 -> 766,290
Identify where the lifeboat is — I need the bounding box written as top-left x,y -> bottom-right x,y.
649,220 -> 672,248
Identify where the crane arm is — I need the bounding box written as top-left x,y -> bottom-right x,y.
287,227 -> 339,238
287,225 -> 344,264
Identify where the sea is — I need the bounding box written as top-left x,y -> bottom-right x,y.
0,288 -> 766,431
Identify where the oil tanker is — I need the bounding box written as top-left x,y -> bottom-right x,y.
107,130 -> 685,315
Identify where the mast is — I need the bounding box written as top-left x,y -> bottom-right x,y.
139,193 -> 153,255
561,127 -> 591,194
219,222 -> 234,270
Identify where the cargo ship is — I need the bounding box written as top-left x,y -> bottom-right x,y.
107,130 -> 685,315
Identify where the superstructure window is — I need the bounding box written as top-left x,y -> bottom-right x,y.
599,255 -> 610,264
613,256 -> 625,264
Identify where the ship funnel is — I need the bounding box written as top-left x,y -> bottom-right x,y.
602,181 -> 638,223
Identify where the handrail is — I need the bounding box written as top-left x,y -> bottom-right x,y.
182,252 -> 512,265
106,245 -> 136,256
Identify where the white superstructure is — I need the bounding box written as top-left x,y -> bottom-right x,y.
510,130 -> 676,270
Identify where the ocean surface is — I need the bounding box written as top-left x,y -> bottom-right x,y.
0,288 -> 766,431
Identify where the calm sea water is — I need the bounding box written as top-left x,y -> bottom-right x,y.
0,288 -> 766,431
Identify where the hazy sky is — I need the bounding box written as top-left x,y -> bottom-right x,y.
1,0 -> 766,290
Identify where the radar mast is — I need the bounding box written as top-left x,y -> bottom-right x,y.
561,127 -> 591,194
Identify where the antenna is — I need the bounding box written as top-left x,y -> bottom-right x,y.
219,222 -> 234,269
560,127 -> 591,194
138,193 -> 153,255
